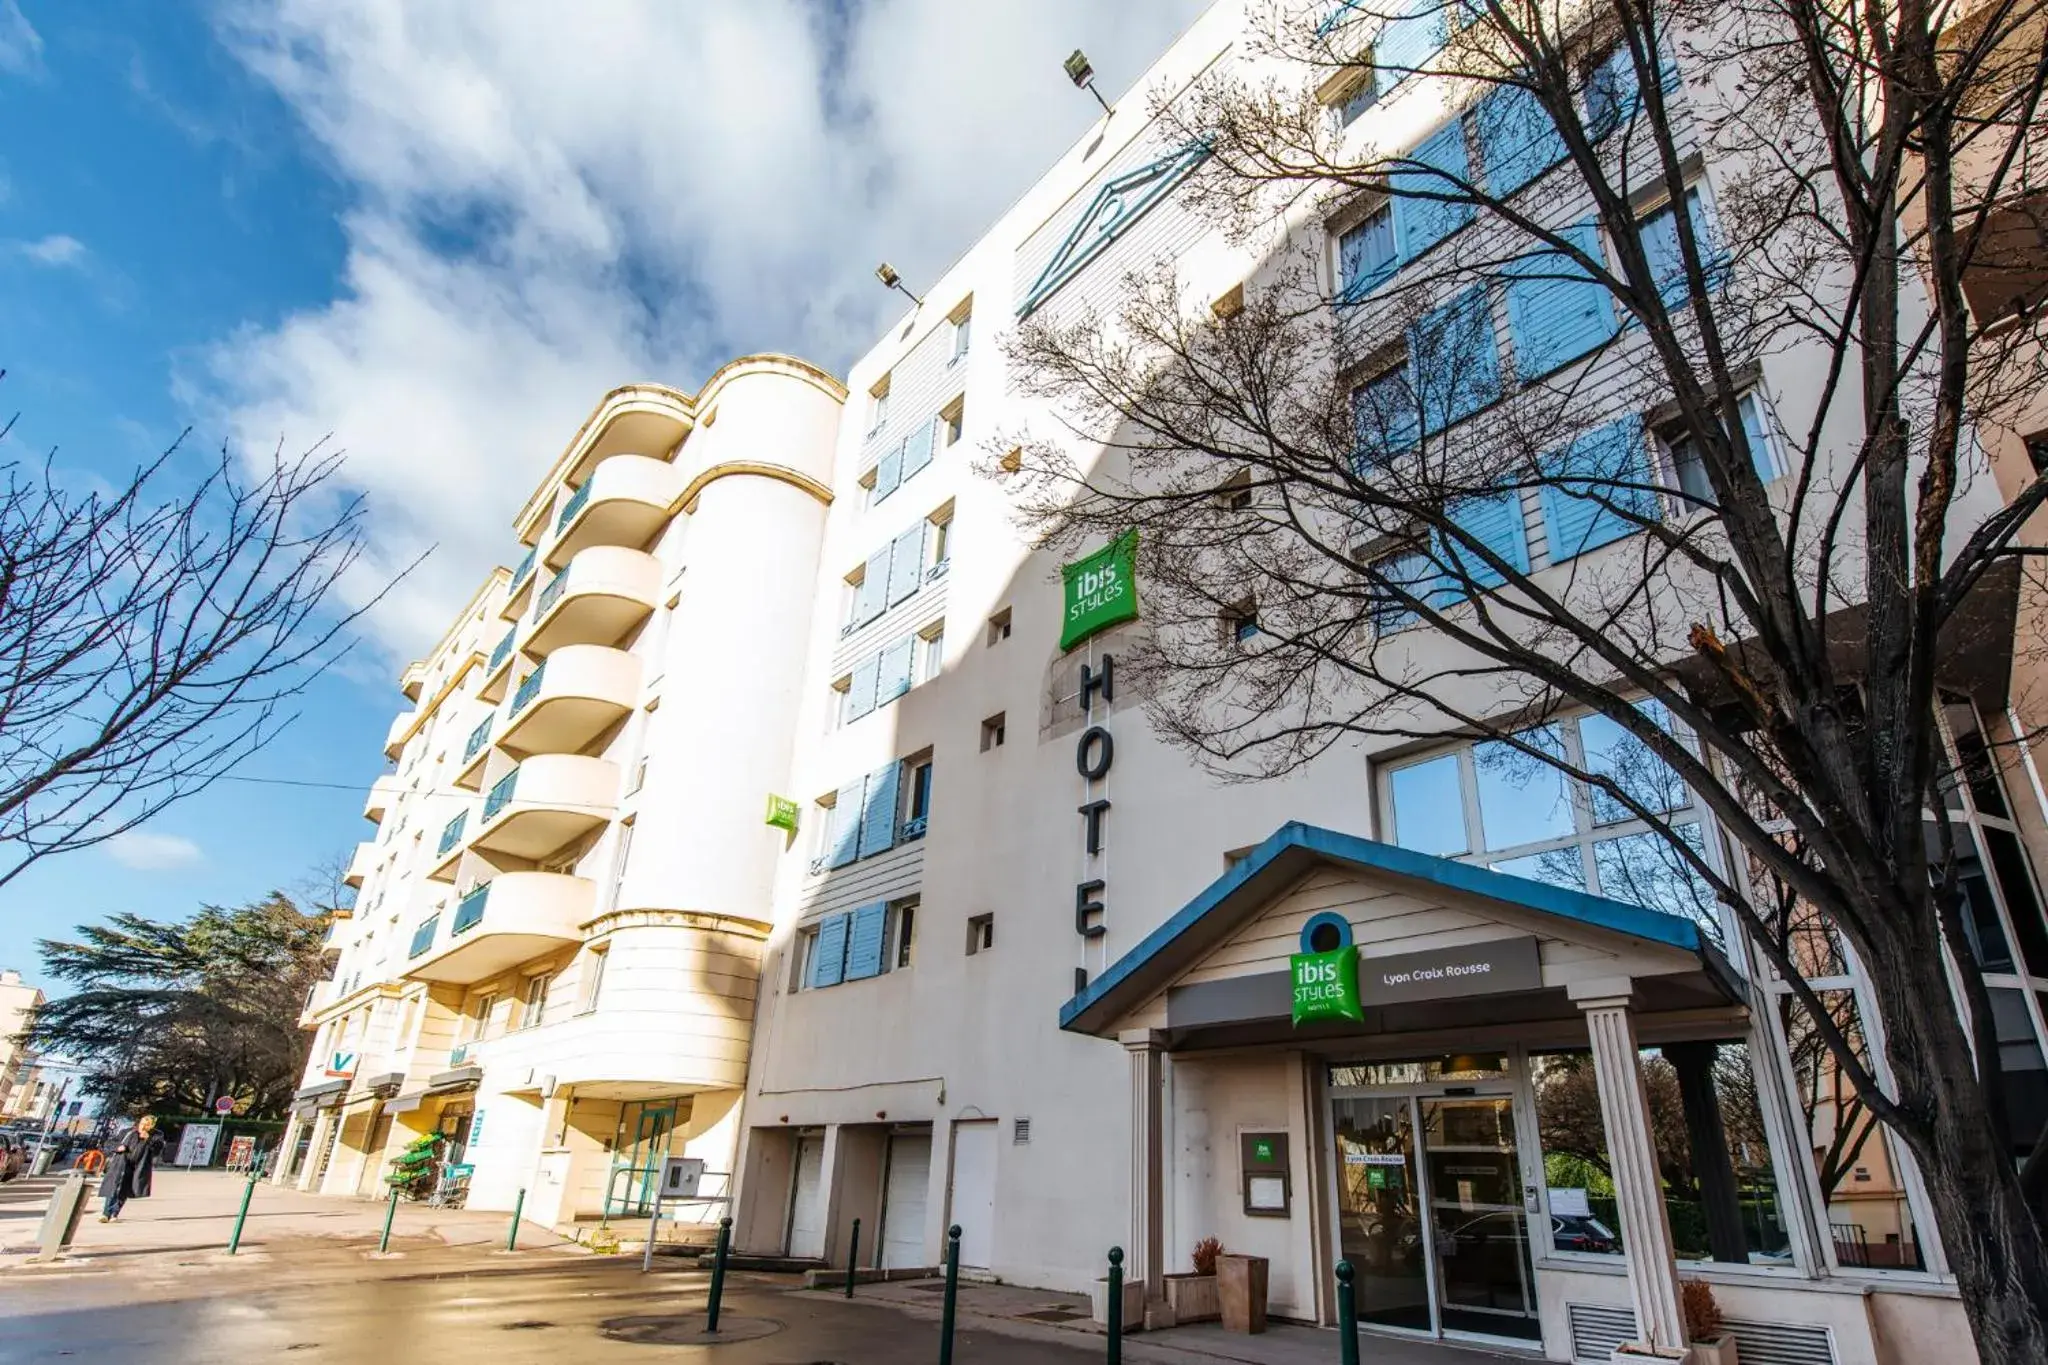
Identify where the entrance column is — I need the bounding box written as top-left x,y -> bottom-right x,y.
1119,1029 -> 1166,1309
1572,983 -> 1686,1357
272,1114 -> 302,1185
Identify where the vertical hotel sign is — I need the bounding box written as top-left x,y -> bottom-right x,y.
1065,532 -> 1138,992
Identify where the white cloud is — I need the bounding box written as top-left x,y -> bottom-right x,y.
0,0 -> 41,77
195,0 -> 1207,659
106,831 -> 204,871
14,233 -> 86,267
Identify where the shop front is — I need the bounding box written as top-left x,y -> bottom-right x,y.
1058,822 -> 1897,1362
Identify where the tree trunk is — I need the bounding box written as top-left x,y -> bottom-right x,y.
1865,931 -> 2048,1364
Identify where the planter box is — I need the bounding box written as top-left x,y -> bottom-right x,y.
1090,1275 -> 1146,1327
1217,1253 -> 1269,1334
1610,1349 -> 1687,1365
1164,1272 -> 1221,1323
1687,1337 -> 1738,1365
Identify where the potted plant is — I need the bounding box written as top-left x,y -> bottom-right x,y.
1163,1237 -> 1224,1323
1217,1249 -> 1270,1334
1681,1280 -> 1739,1365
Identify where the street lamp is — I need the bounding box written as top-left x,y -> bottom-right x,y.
875,262 -> 924,308
1064,49 -> 1112,115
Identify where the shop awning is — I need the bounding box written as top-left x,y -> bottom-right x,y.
358,1071 -> 405,1096
383,1091 -> 425,1115
1059,821 -> 1744,1047
425,1065 -> 483,1095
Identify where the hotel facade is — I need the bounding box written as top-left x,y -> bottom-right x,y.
280,3 -> 2048,1362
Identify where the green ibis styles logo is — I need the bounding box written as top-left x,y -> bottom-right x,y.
1060,530 -> 1139,650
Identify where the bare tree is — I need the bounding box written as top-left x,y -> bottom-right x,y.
0,397 -> 393,888
1001,0 -> 2048,1356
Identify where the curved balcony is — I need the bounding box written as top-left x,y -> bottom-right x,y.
471,754 -> 619,861
498,646 -> 640,758
403,872 -> 594,985
428,807 -> 470,883
525,547 -> 660,658
498,544 -> 541,623
454,713 -> 494,790
363,774 -> 403,824
544,456 -> 684,570
343,841 -> 377,890
479,625 -> 520,704
383,710 -> 416,761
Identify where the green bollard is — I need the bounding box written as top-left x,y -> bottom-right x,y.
377,1184 -> 399,1255
1106,1246 -> 1124,1365
226,1171 -> 258,1255
506,1187 -> 525,1252
938,1224 -> 961,1365
845,1217 -> 861,1297
705,1216 -> 732,1333
1336,1260 -> 1359,1365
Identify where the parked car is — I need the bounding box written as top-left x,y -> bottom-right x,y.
1551,1213 -> 1619,1255
0,1132 -> 25,1182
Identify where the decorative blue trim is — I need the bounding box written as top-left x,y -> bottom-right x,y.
1017,140 -> 1211,319
1299,910 -> 1354,954
1059,821 -> 1711,1032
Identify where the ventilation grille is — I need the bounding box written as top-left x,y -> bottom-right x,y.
1726,1319 -> 1836,1365
1568,1305 -> 1836,1365
1568,1303 -> 1636,1362
1012,1117 -> 1031,1145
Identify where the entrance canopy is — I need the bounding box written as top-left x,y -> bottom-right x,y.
1059,822 -> 1743,1049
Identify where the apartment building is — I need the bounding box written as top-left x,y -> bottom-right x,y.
0,970 -> 44,1116
283,1 -> 2047,1361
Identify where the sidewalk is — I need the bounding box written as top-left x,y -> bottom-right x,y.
0,1167 -> 567,1267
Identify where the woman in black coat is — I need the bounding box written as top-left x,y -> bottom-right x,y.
98,1115 -> 165,1222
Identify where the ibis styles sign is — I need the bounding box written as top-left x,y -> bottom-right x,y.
1060,531 -> 1139,649
1290,948 -> 1364,1026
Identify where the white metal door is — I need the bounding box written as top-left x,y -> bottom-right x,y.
880,1133 -> 933,1269
949,1121 -> 998,1268
787,1135 -> 827,1259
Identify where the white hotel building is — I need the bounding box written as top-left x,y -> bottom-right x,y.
282,2 -> 2048,1361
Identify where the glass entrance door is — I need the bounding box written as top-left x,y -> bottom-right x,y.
1330,1079 -> 1541,1344
1333,1097 -> 1429,1331
1421,1097 -> 1538,1339
605,1101 -> 677,1218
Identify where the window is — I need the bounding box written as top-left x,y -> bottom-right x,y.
948,297 -> 973,363
1381,705 -> 1722,938
1226,602 -> 1260,643
1217,468 -> 1254,511
1638,186 -> 1724,305
794,924 -> 822,990
809,792 -> 838,865
1351,360 -> 1418,462
463,992 -> 499,1044
843,565 -> 867,627
1410,284 -> 1501,436
579,946 -> 608,1013
1338,65 -> 1379,125
986,608 -> 1012,645
609,820 -> 634,909
1366,542 -> 1437,634
920,626 -> 945,683
892,897 -> 918,970
908,759 -> 934,825
859,466 -> 879,508
941,395 -> 966,448
868,375 -> 891,434
1660,392 -> 1786,503
981,713 -> 1007,751
1336,205 -> 1397,300
928,512 -> 952,570
966,913 -> 995,955
830,676 -> 852,731
521,972 -> 552,1029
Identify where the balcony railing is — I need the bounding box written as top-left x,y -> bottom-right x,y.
488,627 -> 515,673
900,815 -> 929,841
538,569 -> 569,614
484,768 -> 520,821
408,915 -> 440,960
510,661 -> 548,716
449,1041 -> 472,1066
437,810 -> 468,857
510,547 -> 537,591
925,558 -> 951,583
463,716 -> 493,762
556,478 -> 592,532
452,883 -> 490,936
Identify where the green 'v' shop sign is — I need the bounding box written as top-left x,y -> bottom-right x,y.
1060,530 -> 1140,650
1291,946 -> 1363,1026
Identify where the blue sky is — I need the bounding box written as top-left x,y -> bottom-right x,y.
0,0 -> 1205,989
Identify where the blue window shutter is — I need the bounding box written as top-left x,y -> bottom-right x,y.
1504,220 -> 1618,377
857,761 -> 900,859
847,652 -> 881,721
827,780 -> 865,869
1736,394 -> 1780,480
876,636 -> 915,706
1539,416 -> 1657,559
1371,549 -> 1440,633
1585,43 -> 1681,139
874,440 -> 904,503
901,418 -> 938,480
1640,188 -> 1722,305
843,902 -> 889,980
1438,492 -> 1530,595
1409,284 -> 1500,435
1391,122 -> 1474,263
886,524 -> 925,605
1338,211 -> 1397,301
1352,368 -> 1419,467
1374,0 -> 1447,92
856,548 -> 891,625
1475,84 -> 1565,198
809,913 -> 849,987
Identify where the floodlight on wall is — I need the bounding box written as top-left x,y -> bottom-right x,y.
1064,48 -> 1112,114
875,262 -> 924,307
